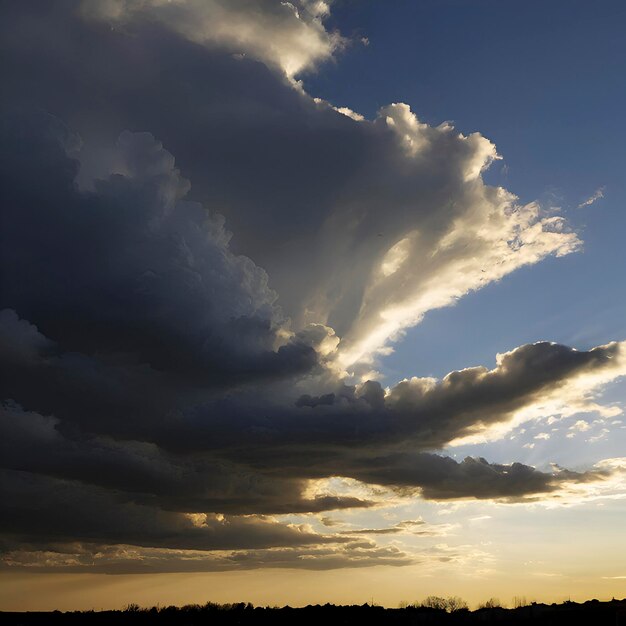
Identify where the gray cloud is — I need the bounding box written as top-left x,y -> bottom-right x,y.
1,320 -> 620,515
340,520 -> 444,536
0,1 -> 623,575
0,316 -> 621,571
0,2 -> 580,370
0,402 -> 373,516
0,540 -> 414,574
0,117 -> 320,388
0,468 -> 342,552
346,453 -> 598,502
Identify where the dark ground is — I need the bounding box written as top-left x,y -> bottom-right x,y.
2,599 -> 626,626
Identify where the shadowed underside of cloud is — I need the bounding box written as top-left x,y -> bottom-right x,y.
0,541 -> 417,574
1,0 -> 625,574
1,315 -> 623,574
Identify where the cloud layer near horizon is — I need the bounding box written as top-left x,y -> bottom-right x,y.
1,1 -> 624,574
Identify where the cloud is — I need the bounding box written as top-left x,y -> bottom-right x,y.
289,103 -> 581,370
0,117 -> 319,388
578,186 -> 605,208
0,540 -> 415,574
570,419 -> 592,432
534,433 -> 551,440
80,0 -> 343,78
0,2 -> 581,372
3,319 -> 624,514
0,402 -> 373,517
289,341 -> 626,452
340,519 -> 451,536
0,468 -> 339,553
0,1 -> 624,574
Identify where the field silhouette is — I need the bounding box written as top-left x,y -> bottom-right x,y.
2,598 -> 625,625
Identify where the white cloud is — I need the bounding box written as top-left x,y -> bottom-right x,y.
333,106 -> 365,122
309,104 -> 580,371
313,97 -> 366,121
578,186 -> 605,208
587,428 -> 610,443
81,0 -> 343,78
535,457 -> 626,507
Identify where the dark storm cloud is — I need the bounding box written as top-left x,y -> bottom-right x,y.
0,467 -> 345,552
0,0 -> 359,270
0,316 -> 620,571
0,1 -> 579,361
345,453 -> 598,502
1,1 -> 623,574
0,401 -> 373,516
288,341 -> 622,450
1,310 -> 618,516
0,112 -> 319,388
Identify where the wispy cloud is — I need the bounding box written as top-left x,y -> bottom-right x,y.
578,186 -> 605,208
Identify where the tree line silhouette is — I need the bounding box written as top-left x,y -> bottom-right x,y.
2,597 -> 625,625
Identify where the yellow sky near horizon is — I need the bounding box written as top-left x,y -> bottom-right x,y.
2,489 -> 625,611
1,567 -> 624,612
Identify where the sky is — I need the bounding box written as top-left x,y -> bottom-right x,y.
1,0 -> 625,611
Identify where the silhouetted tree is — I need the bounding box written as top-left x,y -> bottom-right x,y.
421,596 -> 448,610
478,597 -> 502,609
446,597 -> 469,612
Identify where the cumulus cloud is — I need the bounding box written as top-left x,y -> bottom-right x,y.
286,102 -> 581,370
0,1 -> 624,574
571,420 -> 592,432
290,341 -> 626,452
0,2 -> 582,372
0,116 -> 319,387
